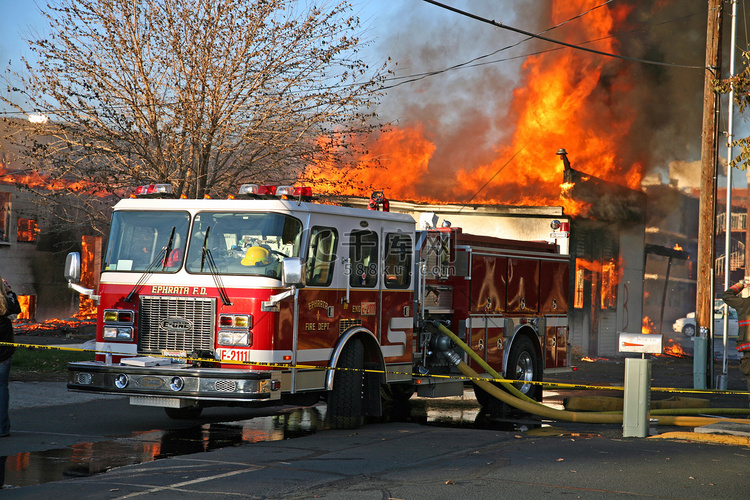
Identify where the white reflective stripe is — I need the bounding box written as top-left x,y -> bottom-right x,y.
466,316 -> 504,329
488,317 -> 503,329
96,342 -> 137,356
296,348 -> 333,363
247,350 -> 294,363
381,345 -> 405,358
546,316 -> 568,327
383,317 -> 410,358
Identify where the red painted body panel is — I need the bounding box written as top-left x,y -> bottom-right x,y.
470,256 -> 507,313
506,258 -> 540,313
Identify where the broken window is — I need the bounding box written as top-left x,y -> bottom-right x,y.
17,218 -> 38,242
0,192 -> 9,243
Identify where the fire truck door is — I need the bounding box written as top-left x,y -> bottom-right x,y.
379,232 -> 413,364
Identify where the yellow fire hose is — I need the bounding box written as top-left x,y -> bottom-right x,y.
428,322 -> 750,426
427,322 -> 541,405
454,357 -> 749,427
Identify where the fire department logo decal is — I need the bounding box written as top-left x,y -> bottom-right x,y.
160,317 -> 193,332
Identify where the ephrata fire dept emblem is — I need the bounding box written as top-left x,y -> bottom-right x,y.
160,317 -> 193,333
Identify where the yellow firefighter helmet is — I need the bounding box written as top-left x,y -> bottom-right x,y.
241,246 -> 270,266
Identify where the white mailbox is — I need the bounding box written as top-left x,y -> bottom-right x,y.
618,333 -> 663,354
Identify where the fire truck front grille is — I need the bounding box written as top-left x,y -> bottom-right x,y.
138,296 -> 216,354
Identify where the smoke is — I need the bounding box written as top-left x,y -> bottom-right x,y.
666,159 -> 702,190
613,1 -> 708,171
372,0 -> 717,201
374,1 -> 543,197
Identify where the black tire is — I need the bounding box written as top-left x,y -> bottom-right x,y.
506,336 -> 542,402
327,338 -> 364,429
682,324 -> 696,337
164,405 -> 203,420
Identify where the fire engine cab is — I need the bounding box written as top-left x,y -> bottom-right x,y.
65,185 -> 570,428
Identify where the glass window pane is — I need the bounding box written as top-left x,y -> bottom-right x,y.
186,212 -> 302,277
349,230 -> 378,288
306,227 -> 338,286
104,211 -> 190,273
384,233 -> 411,289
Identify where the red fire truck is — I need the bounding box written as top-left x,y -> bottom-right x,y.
65,185 -> 570,428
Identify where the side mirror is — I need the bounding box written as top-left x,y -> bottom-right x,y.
282,257 -> 306,288
64,252 -> 82,283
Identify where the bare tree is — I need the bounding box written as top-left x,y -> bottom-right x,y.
717,52 -> 750,170
1,0 -> 387,232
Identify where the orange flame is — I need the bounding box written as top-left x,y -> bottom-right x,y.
306,1 -> 644,210
673,243 -> 683,251
16,295 -> 35,321
661,338 -> 688,358
642,316 -> 654,334
0,165 -> 113,197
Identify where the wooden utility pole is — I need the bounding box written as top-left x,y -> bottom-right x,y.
696,0 -> 723,388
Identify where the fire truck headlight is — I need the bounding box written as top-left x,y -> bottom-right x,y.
103,326 -> 133,341
114,373 -> 129,389
170,377 -> 184,391
218,331 -> 251,346
219,314 -> 253,328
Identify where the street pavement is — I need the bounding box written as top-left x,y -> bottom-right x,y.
2,337 -> 750,498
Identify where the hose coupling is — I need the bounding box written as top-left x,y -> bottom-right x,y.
444,351 -> 462,366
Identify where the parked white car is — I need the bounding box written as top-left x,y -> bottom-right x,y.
672,307 -> 738,337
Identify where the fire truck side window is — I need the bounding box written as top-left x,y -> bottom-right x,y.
384,233 -> 412,289
349,230 -> 378,288
306,227 -> 338,286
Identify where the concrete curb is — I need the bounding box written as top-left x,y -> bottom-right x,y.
650,431 -> 750,446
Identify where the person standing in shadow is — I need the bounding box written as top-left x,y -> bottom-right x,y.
0,275 -> 22,437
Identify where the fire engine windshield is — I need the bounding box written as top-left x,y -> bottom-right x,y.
185,212 -> 303,277
103,211 -> 190,273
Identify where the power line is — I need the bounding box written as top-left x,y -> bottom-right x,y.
422,0 -> 708,70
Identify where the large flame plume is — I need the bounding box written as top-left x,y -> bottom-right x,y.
305,1 -> 695,212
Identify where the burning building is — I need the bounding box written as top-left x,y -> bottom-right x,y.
0,181 -> 72,321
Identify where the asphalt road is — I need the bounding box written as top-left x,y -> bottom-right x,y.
2,405 -> 749,500
1,333 -> 749,498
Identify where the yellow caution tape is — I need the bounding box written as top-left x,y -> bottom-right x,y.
4,341 -> 749,396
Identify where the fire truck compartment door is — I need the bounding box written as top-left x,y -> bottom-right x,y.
470,255 -> 506,313
506,258 -> 540,313
466,316 -> 504,373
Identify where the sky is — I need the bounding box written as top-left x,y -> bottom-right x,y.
0,0 -> 746,192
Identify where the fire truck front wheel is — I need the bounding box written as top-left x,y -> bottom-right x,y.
507,336 -> 542,402
327,338 -> 365,429
165,405 -> 203,420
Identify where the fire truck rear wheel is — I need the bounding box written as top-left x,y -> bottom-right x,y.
164,405 -> 203,420
327,338 -> 364,429
507,336 -> 542,401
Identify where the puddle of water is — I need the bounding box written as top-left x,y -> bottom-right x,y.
1,392 -> 543,489
2,406 -> 323,489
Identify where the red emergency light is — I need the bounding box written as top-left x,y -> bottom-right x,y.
238,184 -> 313,201
133,184 -> 174,198
277,185 -> 313,199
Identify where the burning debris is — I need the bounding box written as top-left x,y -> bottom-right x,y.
13,318 -> 95,337
661,339 -> 688,358
580,356 -> 611,362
